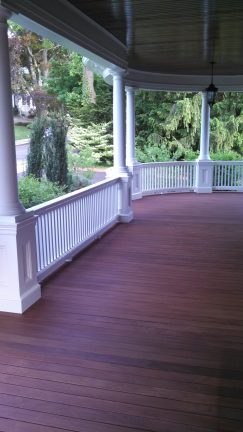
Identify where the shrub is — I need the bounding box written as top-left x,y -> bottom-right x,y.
210,150 -> 242,161
68,120 -> 113,165
18,175 -> 66,208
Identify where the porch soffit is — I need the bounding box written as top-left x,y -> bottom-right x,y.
3,0 -> 243,91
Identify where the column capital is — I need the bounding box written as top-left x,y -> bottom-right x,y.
0,5 -> 12,22
125,86 -> 135,94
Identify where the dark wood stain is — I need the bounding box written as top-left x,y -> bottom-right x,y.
0,193 -> 243,431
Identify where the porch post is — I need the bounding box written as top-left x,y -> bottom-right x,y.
113,71 -> 127,173
194,92 -> 213,193
0,7 -> 25,217
113,71 -> 133,222
125,86 -> 137,167
0,6 -> 40,313
125,86 -> 142,199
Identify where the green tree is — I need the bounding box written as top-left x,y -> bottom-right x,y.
135,91 -> 201,161
44,114 -> 68,186
27,114 -> 68,186
27,116 -> 46,178
9,21 -> 63,92
68,119 -> 113,165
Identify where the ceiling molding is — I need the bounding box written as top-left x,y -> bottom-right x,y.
125,69 -> 243,92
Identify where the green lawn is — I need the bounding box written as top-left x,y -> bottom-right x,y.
14,125 -> 31,140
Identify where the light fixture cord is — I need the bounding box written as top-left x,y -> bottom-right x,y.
211,61 -> 215,84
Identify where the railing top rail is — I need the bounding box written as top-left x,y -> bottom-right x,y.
140,161 -> 196,168
213,160 -> 243,165
27,176 -> 120,215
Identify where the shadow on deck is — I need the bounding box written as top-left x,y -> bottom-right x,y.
0,193 -> 243,431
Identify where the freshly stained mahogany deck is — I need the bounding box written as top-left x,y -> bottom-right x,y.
0,193 -> 243,431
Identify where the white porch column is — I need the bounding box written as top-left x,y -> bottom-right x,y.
113,72 -> 128,173
125,86 -> 137,167
112,71 -> 133,222
0,7 -> 25,216
0,6 -> 40,313
195,92 -> 213,193
125,86 -> 142,200
199,91 -> 211,161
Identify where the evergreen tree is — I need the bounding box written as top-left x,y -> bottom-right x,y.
27,114 -> 68,186
44,114 -> 68,186
27,116 -> 46,178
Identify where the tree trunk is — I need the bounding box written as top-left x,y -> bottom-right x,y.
42,48 -> 49,79
84,66 -> 96,103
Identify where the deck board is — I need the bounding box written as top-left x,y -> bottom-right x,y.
0,193 -> 243,431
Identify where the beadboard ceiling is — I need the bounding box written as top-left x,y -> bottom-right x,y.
67,0 -> 243,76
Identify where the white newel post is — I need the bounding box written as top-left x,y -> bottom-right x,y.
195,92 -> 213,193
125,86 -> 142,200
0,6 -> 40,313
112,72 -> 133,222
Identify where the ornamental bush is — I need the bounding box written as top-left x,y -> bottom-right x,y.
18,175 -> 66,209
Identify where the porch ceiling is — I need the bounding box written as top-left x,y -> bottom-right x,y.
69,0 -> 243,77
4,0 -> 243,90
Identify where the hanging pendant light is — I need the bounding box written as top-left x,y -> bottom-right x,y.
206,61 -> 218,107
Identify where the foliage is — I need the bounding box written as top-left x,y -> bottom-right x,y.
46,52 -> 83,108
27,114 -> 68,186
14,125 -> 30,140
209,93 -> 243,154
18,175 -> 66,208
9,21 -> 64,93
27,116 -> 46,178
135,90 -> 243,161
210,150 -> 243,161
76,76 -> 112,125
44,114 -> 68,186
135,91 -> 201,159
46,53 -> 112,124
10,24 -> 243,166
68,119 -> 113,165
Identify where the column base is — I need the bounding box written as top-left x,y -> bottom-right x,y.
132,191 -> 143,200
131,163 -> 142,200
0,213 -> 40,314
0,283 -> 41,314
194,160 -> 213,194
118,173 -> 133,223
194,186 -> 213,194
119,210 -> 133,223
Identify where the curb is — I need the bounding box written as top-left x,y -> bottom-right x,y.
16,139 -> 30,146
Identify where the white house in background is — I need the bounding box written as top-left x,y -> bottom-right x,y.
1,0 -> 243,313
12,93 -> 36,117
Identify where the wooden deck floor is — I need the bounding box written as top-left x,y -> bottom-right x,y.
0,193 -> 243,431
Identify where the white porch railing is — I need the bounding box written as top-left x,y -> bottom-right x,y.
133,161 -> 195,196
213,161 -> 243,191
28,178 -> 120,281
26,160 -> 243,282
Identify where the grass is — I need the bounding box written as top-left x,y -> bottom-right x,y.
14,125 -> 31,141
